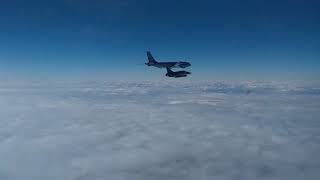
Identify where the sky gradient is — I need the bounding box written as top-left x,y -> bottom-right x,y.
0,0 -> 319,81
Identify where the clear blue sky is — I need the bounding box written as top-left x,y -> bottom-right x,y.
0,0 -> 319,81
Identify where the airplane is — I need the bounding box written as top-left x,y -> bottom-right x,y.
165,67 -> 191,78
145,51 -> 191,68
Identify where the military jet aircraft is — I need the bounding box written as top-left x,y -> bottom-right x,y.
145,51 -> 191,68
165,67 -> 191,78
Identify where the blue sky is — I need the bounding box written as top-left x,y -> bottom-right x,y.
0,0 -> 319,81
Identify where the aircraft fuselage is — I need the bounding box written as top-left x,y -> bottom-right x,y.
145,61 -> 191,68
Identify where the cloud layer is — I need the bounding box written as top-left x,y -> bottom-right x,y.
0,81 -> 319,180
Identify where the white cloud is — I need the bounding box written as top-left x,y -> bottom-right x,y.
0,81 -> 319,180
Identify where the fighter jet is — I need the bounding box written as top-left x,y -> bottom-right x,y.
165,67 -> 191,78
145,51 -> 191,68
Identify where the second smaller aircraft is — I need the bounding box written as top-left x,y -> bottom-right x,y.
165,67 -> 191,78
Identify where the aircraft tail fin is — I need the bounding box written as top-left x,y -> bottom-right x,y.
147,51 -> 157,63
166,67 -> 173,73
